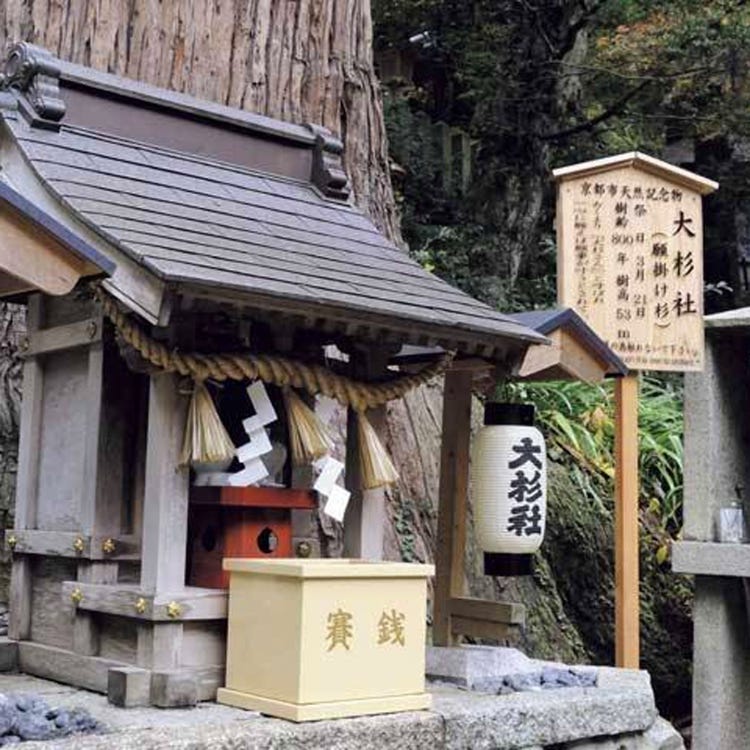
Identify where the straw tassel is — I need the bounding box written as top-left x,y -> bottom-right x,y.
180,380 -> 235,466
284,388 -> 333,466
357,411 -> 399,490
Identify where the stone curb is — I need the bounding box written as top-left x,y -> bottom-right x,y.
25,683 -> 658,750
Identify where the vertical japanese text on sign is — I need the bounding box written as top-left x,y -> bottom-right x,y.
555,154 -> 717,372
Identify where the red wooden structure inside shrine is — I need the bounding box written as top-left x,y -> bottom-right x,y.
188,487 -> 317,588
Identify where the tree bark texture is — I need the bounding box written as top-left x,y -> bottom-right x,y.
0,0 -> 402,243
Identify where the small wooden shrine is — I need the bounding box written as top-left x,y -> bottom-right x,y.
0,43 -> 546,706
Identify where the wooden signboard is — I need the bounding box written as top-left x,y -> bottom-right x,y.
553,152 -> 717,671
555,153 -> 718,372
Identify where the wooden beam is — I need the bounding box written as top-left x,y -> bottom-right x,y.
518,336 -> 561,379
433,368 -> 473,646
518,329 -> 611,383
9,531 -> 140,559
24,318 -> 102,357
78,339 -> 105,536
138,623 -> 183,671
0,271 -> 34,298
615,374 -> 640,668
558,330 -> 610,384
448,357 -> 495,373
450,616 -> 513,642
61,582 -> 228,621
18,641 -> 127,694
449,596 -> 526,626
73,562 -> 117,657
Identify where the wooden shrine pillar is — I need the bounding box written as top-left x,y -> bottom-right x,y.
343,404 -> 387,559
433,367 -> 472,645
9,293 -> 114,651
72,310 -> 119,657
8,295 -> 43,641
343,347 -> 390,560
433,362 -> 527,646
138,372 -> 190,670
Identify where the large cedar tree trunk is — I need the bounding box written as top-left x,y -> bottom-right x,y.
0,0 -> 401,242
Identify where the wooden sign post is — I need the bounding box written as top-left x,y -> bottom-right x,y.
553,152 -> 717,668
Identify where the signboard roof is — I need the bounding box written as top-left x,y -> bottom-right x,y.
553,151 -> 718,196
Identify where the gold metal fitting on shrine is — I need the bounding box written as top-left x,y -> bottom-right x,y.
73,537 -> 85,555
296,541 -> 312,558
101,538 -> 116,555
70,587 -> 84,606
134,597 -> 147,615
6,534 -> 17,552
86,321 -> 98,339
166,601 -> 182,619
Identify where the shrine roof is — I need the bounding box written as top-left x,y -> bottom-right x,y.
509,307 -> 628,376
0,43 -> 544,359
0,180 -> 115,277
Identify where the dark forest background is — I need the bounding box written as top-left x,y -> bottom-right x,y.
375,0 -> 749,312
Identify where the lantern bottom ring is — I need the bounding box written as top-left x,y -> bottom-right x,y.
484,552 -> 534,577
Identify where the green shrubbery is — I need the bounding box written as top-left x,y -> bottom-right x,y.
504,375 -> 685,543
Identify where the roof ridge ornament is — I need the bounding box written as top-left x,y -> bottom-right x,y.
306,124 -> 350,200
0,42 -> 65,129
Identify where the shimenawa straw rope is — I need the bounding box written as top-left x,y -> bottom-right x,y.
97,288 -> 452,487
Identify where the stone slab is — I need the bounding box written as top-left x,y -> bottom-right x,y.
562,717 -> 684,750
594,667 -> 652,692
0,671 -> 659,750
426,645 -> 599,694
643,717 -> 686,750
671,540 -> 750,577
433,684 -> 656,750
27,706 -> 443,750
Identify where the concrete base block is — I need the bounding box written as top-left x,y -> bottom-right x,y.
108,666 -> 151,707
151,671 -> 199,708
0,637 -> 18,672
426,645 -> 539,691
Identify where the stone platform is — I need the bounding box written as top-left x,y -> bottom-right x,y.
0,667 -> 682,749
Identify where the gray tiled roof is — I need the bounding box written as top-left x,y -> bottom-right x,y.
3,111 -> 543,349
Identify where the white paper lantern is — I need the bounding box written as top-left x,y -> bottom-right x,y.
472,403 -> 547,576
